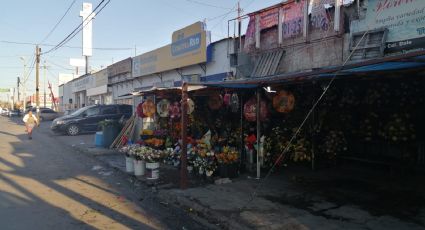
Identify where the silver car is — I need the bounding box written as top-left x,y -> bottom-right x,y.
28,108 -> 61,121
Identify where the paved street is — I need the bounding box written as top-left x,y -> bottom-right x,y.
0,116 -> 206,230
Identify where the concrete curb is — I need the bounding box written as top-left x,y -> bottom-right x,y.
71,143 -> 253,229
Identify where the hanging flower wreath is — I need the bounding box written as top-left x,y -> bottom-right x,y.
142,99 -> 156,117
157,99 -> 170,117
243,96 -> 269,122
273,90 -> 295,113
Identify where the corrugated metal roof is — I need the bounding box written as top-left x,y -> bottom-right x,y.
251,49 -> 284,77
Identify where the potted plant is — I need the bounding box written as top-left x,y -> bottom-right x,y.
119,144 -> 139,173
99,119 -> 121,148
132,146 -> 150,176
142,148 -> 167,180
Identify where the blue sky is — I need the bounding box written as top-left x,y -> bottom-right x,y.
0,0 -> 282,93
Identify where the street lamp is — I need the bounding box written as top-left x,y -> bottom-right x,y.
20,56 -> 27,112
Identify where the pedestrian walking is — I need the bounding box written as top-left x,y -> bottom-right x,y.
23,110 -> 39,139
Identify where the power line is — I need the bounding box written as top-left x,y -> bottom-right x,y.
0,40 -> 132,51
42,0 -> 112,55
185,0 -> 233,10
210,3 -> 239,30
40,0 -> 77,44
46,59 -> 74,71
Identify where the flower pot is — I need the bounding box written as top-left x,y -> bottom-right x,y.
146,162 -> 160,180
134,160 -> 146,176
125,156 -> 134,173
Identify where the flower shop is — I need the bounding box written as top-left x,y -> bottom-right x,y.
118,54 -> 425,185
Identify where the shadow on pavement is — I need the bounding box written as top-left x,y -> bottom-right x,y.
0,117 -> 163,229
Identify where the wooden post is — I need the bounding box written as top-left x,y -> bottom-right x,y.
180,82 -> 189,189
256,88 -> 261,179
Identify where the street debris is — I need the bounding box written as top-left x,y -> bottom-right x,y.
92,165 -> 102,171
214,178 -> 232,185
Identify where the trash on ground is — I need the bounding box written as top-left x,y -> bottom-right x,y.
92,165 -> 103,171
215,178 -> 232,185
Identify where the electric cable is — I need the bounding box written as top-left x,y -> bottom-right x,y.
1,40 -> 132,50
40,0 -> 77,44
42,0 -> 111,55
185,0 -> 233,10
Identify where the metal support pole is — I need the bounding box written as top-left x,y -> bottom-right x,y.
256,88 -> 261,179
43,60 -> 47,108
85,56 -> 89,74
180,82 -> 188,189
17,77 -> 20,103
35,45 -> 40,119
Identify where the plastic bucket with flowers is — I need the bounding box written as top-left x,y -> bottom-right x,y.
215,146 -> 239,178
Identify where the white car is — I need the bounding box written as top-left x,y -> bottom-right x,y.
1,108 -> 9,116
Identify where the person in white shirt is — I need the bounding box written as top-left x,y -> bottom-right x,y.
22,111 -> 39,139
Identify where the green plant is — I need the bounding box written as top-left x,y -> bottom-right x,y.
98,119 -> 120,129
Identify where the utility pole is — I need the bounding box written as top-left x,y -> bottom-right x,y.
43,60 -> 47,108
35,45 -> 41,119
20,56 -> 27,112
17,77 -> 20,105
237,1 -> 242,52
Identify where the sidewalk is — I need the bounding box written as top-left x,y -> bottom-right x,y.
60,133 -> 425,230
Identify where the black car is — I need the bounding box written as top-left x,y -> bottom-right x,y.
51,104 -> 132,135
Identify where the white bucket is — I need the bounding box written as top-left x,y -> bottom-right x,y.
134,160 -> 146,176
146,162 -> 160,180
125,157 -> 134,173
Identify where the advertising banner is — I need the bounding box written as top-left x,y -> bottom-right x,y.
259,8 -> 280,30
309,0 -> 334,31
282,0 -> 305,38
244,0 -> 305,51
366,0 -> 425,53
133,22 -> 209,78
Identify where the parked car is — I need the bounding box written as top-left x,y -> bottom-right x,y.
26,107 -> 61,121
1,108 -> 9,116
8,109 -> 22,117
51,104 -> 132,136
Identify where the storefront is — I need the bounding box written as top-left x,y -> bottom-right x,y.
72,74 -> 94,108
108,58 -> 133,105
87,69 -> 111,105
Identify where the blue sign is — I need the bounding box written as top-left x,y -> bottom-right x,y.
171,33 -> 202,57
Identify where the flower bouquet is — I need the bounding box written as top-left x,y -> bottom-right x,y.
120,144 -> 141,173
141,148 -> 165,163
215,146 -> 239,178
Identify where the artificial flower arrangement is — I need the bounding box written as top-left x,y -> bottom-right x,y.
130,145 -> 151,161
119,144 -> 140,157
215,146 -> 239,164
164,144 -> 181,166
192,146 -> 216,177
141,129 -> 154,136
141,147 -> 167,163
144,138 -> 165,148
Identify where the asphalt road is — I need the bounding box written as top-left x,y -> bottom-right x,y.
0,116 -> 207,230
